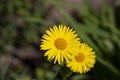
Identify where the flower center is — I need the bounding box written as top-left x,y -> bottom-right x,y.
54,38 -> 67,50
75,53 -> 85,63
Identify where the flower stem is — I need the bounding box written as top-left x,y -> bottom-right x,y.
52,66 -> 62,80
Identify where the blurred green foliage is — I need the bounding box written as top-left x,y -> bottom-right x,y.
0,0 -> 120,80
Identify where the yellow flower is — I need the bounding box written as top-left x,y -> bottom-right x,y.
66,43 -> 96,73
40,25 -> 80,64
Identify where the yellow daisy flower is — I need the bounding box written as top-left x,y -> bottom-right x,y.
40,25 -> 80,64
66,43 -> 96,73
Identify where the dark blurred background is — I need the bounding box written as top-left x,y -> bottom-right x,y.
0,0 -> 120,80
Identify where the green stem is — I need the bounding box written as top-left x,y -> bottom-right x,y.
62,71 -> 72,80
52,66 -> 62,80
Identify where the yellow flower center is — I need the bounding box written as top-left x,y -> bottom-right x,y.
75,53 -> 85,63
54,38 -> 67,50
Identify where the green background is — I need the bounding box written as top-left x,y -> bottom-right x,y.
0,0 -> 120,80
